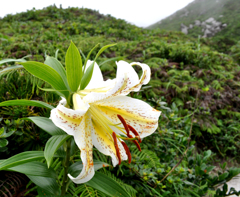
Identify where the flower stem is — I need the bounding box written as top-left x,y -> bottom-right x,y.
61,139 -> 71,195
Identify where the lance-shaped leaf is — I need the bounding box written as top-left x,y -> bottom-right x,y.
0,65 -> 24,74
80,43 -> 116,90
0,100 -> 54,110
65,41 -> 82,92
44,56 -> 69,90
99,56 -> 124,67
28,175 -> 60,195
0,55 -> 31,65
86,172 -> 131,197
7,161 -> 57,178
37,86 -> 70,98
24,117 -> 65,135
44,134 -> 71,167
82,43 -> 99,73
0,151 -> 44,170
20,61 -> 69,98
80,61 -> 95,90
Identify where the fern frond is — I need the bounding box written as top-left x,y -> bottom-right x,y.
132,149 -> 159,168
73,184 -> 107,197
100,170 -> 137,197
93,148 -> 109,164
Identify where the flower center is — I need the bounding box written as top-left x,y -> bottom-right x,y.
73,93 -> 141,165
89,105 -> 141,164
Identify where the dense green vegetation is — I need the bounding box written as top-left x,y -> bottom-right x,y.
0,5 -> 240,196
148,0 -> 240,54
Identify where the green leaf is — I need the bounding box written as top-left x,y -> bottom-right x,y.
44,135 -> 71,167
80,61 -> 95,90
205,166 -> 215,173
0,147 -> 7,152
95,43 -> 117,60
55,49 -> 60,59
0,127 -> 4,136
0,55 -> 31,65
69,161 -> 109,177
1,130 -> 14,138
65,41 -> 82,92
24,117 -> 65,135
0,100 -> 54,110
28,175 -> 60,195
203,150 -> 212,161
228,167 -> 240,178
183,180 -> 198,187
86,172 -> 130,197
21,61 -> 69,98
44,56 -> 69,90
0,139 -> 8,147
37,85 -> 70,97
0,151 -> 44,170
37,187 -> 53,196
218,172 -> 229,182
0,65 -> 24,74
80,43 -> 116,90
99,56 -> 124,67
7,161 -> 57,178
82,43 -> 99,73
0,127 -> 15,138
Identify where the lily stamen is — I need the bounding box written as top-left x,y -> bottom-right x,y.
127,124 -> 142,143
117,114 -> 130,135
121,141 -> 131,164
112,132 -> 121,165
133,140 -> 141,152
126,133 -> 141,152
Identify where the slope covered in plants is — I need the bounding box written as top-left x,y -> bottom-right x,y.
148,0 -> 240,53
0,5 -> 240,196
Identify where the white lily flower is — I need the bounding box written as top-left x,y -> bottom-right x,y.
50,60 -> 161,184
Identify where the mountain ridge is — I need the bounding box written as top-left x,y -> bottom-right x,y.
148,0 -> 240,40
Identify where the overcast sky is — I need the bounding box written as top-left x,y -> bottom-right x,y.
0,0 -> 194,27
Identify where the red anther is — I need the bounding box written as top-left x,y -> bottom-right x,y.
121,141 -> 132,164
133,140 -> 141,152
112,132 -> 121,165
117,115 -> 130,135
125,132 -> 141,151
128,124 -> 142,143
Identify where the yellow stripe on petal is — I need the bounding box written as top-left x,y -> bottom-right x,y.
91,114 -> 120,166
95,95 -> 161,138
50,97 -> 88,136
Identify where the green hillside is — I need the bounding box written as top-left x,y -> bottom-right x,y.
148,0 -> 240,53
0,5 -> 240,196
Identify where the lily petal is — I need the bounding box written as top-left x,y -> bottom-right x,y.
68,111 -> 94,183
91,114 -> 127,166
95,95 -> 161,138
83,61 -> 150,103
84,60 -> 104,90
128,62 -> 151,92
91,118 -> 118,166
50,97 -> 89,136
